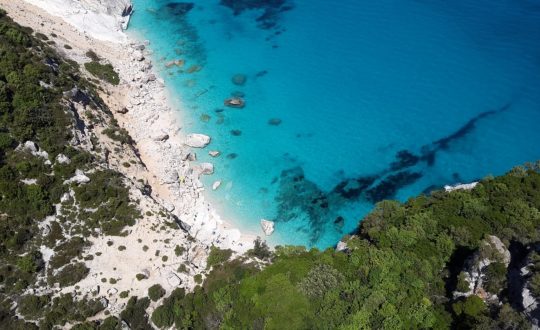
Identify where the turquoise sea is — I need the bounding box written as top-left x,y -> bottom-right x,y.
128,0 -> 540,248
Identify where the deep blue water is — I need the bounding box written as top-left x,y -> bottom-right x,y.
129,0 -> 540,248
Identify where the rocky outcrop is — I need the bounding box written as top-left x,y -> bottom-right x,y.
454,235 -> 510,302
184,134 -> 211,148
444,182 -> 478,192
260,219 -> 275,236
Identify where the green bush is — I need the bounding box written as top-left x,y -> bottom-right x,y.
206,246 -> 233,269
148,284 -> 165,302
84,61 -> 119,85
51,262 -> 89,287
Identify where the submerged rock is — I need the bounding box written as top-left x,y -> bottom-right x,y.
197,163 -> 214,175
208,150 -> 221,157
232,74 -> 247,86
268,118 -> 282,126
230,129 -> 242,136
184,133 -> 211,148
260,219 -> 275,236
224,97 -> 245,108
212,181 -> 222,190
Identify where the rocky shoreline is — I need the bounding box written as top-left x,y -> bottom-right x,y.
0,0 -> 255,251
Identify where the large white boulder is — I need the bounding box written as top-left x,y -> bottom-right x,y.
260,219 -> 275,236
184,134 -> 211,148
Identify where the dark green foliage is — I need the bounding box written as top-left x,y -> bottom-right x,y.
0,14 -> 139,328
50,262 -> 89,287
120,297 -> 152,330
84,61 -> 119,85
484,262 -> 507,294
206,245 -> 233,269
73,170 -> 139,235
148,166 -> 540,329
148,284 -> 166,301
247,236 -> 272,260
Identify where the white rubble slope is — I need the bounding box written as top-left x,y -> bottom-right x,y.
25,0 -> 132,42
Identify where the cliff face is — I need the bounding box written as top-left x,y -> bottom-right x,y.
25,0 -> 133,41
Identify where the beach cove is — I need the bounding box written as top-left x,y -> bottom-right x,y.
128,0 -> 540,248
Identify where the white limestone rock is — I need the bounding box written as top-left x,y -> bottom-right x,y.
212,181 -> 221,190
167,273 -> 182,287
184,134 -> 211,148
153,134 -> 169,142
199,163 -> 214,175
64,169 -> 90,185
208,150 -> 220,157
444,182 -> 478,192
56,153 -> 71,164
260,219 -> 275,236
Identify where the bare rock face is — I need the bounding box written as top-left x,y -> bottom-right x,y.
167,273 -> 182,287
453,235 -> 510,302
196,163 -> 214,176
260,219 -> 275,236
184,134 -> 211,148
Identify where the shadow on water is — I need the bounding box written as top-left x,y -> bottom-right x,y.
219,0 -> 294,31
274,103 -> 511,245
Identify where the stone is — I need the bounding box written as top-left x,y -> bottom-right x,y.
336,241 -> 348,252
444,182 -> 478,192
107,287 -> 118,295
163,201 -> 175,212
212,181 -> 221,190
56,154 -> 71,164
23,141 -> 38,153
232,74 -> 247,86
121,320 -> 130,330
198,163 -> 214,175
153,134 -> 169,142
133,44 -> 145,51
224,97 -> 245,108
117,107 -> 129,114
268,118 -> 282,126
100,297 -> 109,308
64,169 -> 90,185
142,73 -> 156,83
184,133 -> 211,148
167,273 -> 182,287
182,152 -> 197,161
163,170 -> 179,184
208,150 -> 220,157
260,219 -> 275,236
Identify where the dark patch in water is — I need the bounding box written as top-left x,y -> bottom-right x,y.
332,176 -> 377,200
390,150 -> 419,171
419,103 -> 511,166
155,2 -> 206,64
255,70 -> 268,78
365,171 -> 423,203
219,0 -> 294,31
271,104 -> 511,246
226,153 -> 238,159
230,129 -> 242,136
164,2 -> 194,16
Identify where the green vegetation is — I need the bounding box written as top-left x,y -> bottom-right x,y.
147,165 -> 540,329
148,284 -> 166,302
84,61 -> 119,85
206,246 -> 233,269
0,11 -> 140,329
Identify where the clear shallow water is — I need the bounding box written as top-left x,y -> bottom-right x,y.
129,0 -> 540,248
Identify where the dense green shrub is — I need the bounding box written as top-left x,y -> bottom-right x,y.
206,246 -> 233,269
51,262 -> 89,287
84,61 -> 119,85
148,284 -> 166,301
120,297 -> 151,330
